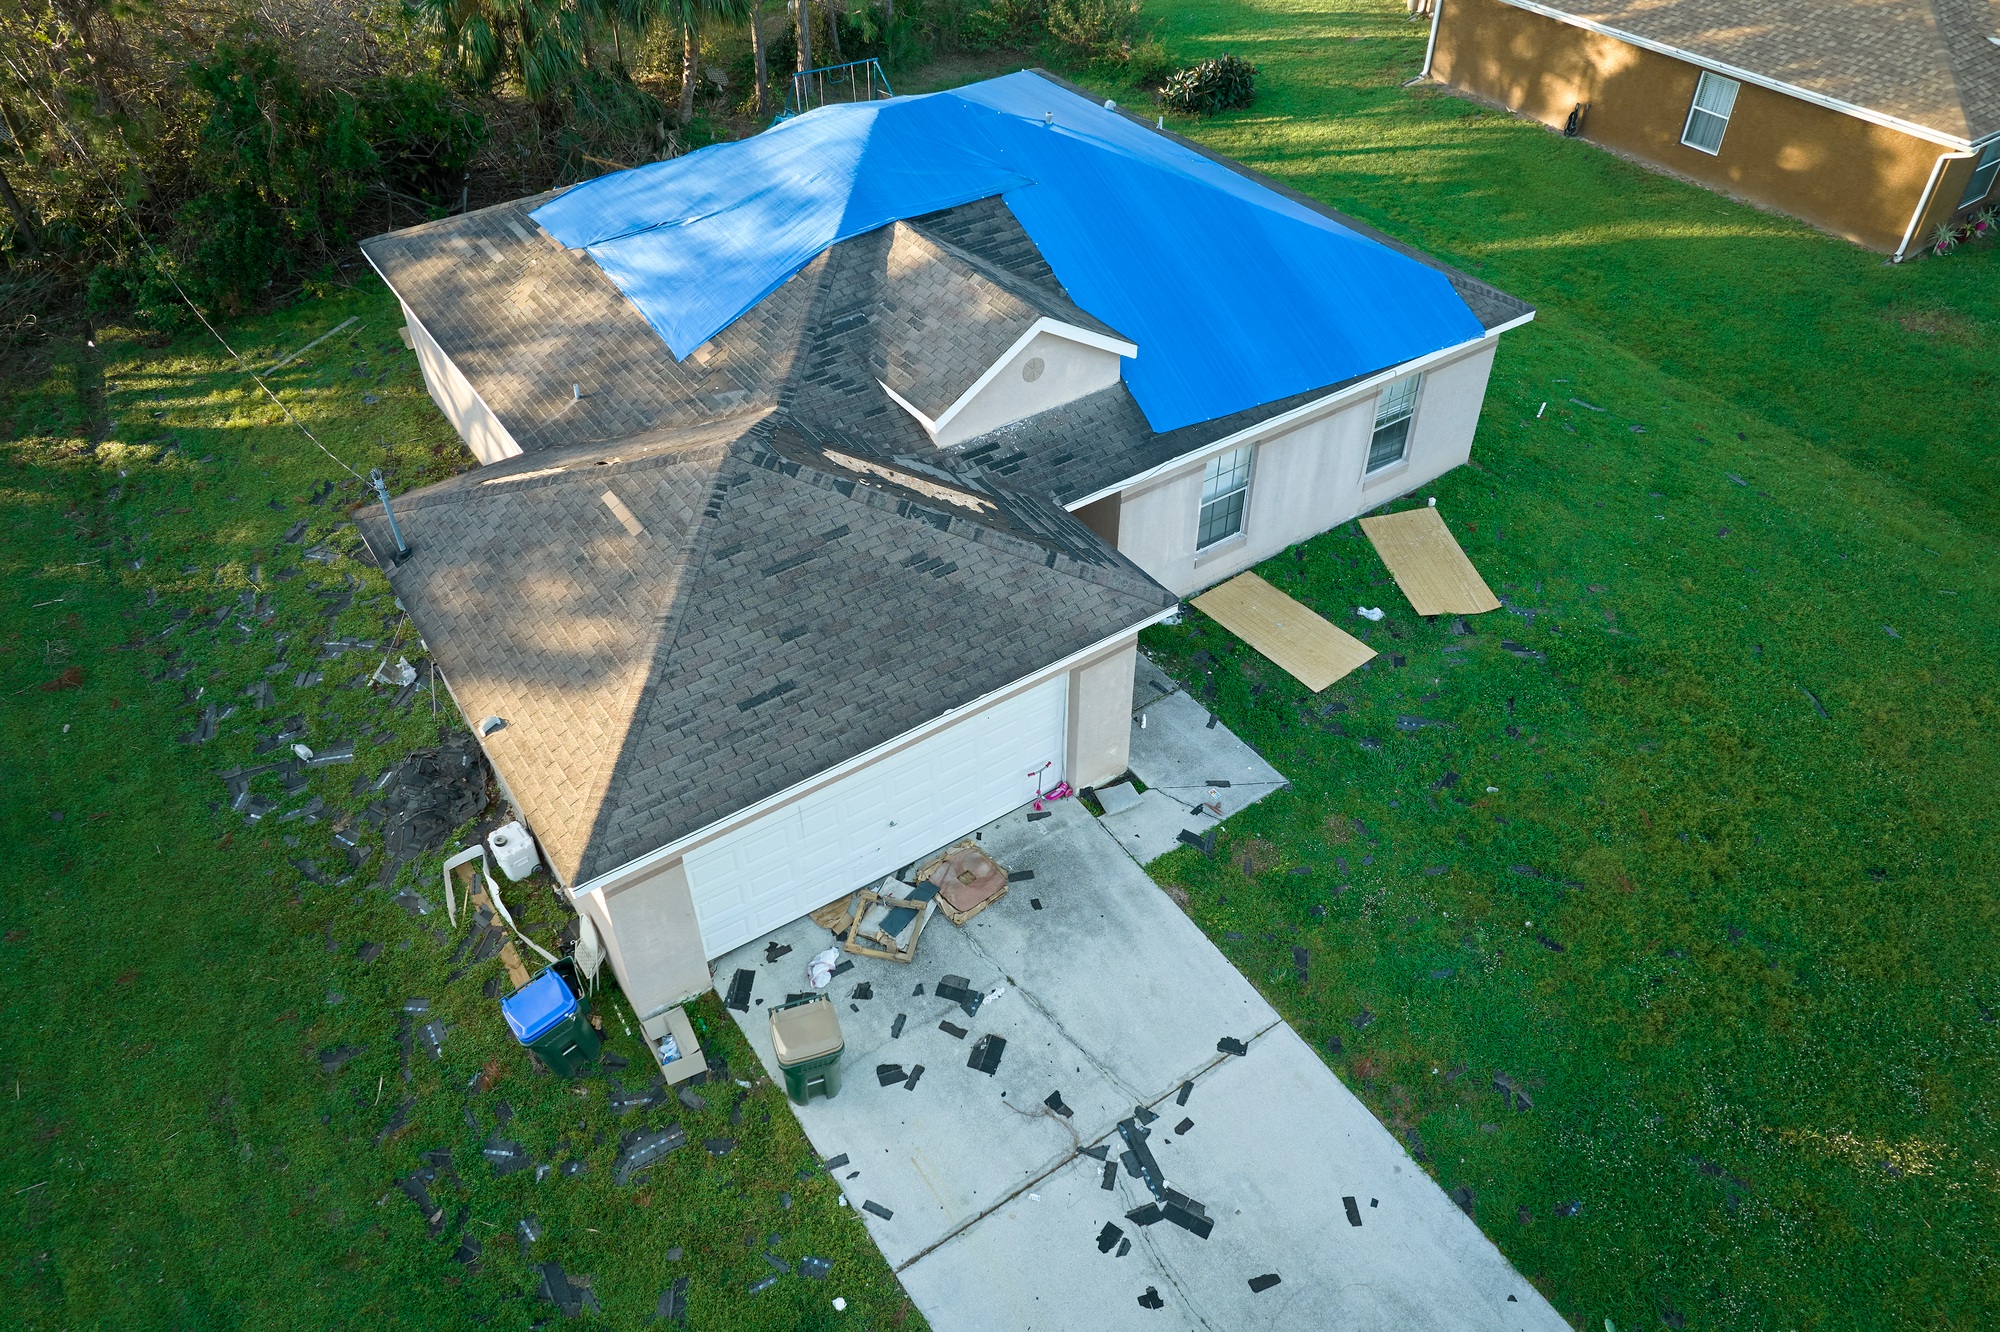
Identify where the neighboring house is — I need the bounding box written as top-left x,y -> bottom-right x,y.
1423,0 -> 2000,257
356,71 -> 1531,1024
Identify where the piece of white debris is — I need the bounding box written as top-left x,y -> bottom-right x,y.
1486,785 -> 1499,793
292,743 -> 315,761
833,1296 -> 848,1311
1356,606 -> 1385,622
373,655 -> 418,687
807,948 -> 840,989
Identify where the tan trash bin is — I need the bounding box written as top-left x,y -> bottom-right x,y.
771,995 -> 845,1105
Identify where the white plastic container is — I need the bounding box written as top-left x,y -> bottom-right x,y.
487,821 -> 541,881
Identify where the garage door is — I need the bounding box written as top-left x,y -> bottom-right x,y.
683,675 -> 1069,958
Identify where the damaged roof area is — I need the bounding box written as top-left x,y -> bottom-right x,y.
355,415 -> 1176,886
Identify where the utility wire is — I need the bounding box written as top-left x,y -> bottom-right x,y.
1,48 -> 368,484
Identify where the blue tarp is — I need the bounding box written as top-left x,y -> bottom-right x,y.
533,71 -> 1487,434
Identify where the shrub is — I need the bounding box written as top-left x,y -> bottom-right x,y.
1045,0 -> 1144,65
358,75 -> 488,210
1158,53 -> 1256,115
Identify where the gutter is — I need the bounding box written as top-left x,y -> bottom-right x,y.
566,606 -> 1182,901
1493,0 -> 1975,150
1894,149 -> 1979,261
1062,310 -> 1534,514
1420,0 -> 1444,80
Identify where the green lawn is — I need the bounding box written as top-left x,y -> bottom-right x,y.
0,292 -> 919,1329
1090,1 -> 1998,1327
5,4 -> 1997,1328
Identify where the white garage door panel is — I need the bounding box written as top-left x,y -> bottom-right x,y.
684,677 -> 1068,957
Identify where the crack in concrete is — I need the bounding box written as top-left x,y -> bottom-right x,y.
893,1014 -> 1285,1278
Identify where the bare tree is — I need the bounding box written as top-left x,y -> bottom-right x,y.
748,0 -> 767,116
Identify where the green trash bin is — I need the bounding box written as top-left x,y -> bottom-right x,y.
771,995 -> 844,1105
501,968 -> 601,1077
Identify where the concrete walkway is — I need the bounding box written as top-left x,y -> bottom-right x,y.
1097,657 -> 1289,865
714,662 -> 1567,1329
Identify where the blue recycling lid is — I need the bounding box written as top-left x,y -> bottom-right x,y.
501,970 -> 577,1043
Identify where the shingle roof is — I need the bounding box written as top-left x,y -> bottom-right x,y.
1514,0 -> 2000,142
357,110 -> 1531,885
874,222 -> 1126,420
356,414 -> 1175,885
361,195 -> 813,453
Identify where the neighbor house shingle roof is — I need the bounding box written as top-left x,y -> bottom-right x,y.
1510,0 -> 2000,142
356,414 -> 1175,885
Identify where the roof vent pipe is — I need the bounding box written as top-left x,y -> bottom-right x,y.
370,468 -> 411,559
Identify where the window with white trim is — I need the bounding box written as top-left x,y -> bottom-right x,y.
1367,374 -> 1421,473
1197,445 -> 1252,548
1680,71 -> 1739,155
1960,142 -> 2000,208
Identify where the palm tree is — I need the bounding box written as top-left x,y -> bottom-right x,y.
413,0 -> 588,104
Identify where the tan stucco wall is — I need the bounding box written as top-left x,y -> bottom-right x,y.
1430,0 -> 1948,252
590,858 -> 713,1020
403,300 -> 524,465
1110,338 -> 1499,598
1066,639 -> 1138,789
1074,492 -> 1121,546
934,328 -> 1125,447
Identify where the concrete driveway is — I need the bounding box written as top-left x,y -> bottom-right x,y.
715,729 -> 1568,1328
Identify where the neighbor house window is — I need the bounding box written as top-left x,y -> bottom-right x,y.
1197,445 -> 1253,548
1681,71 -> 1739,155
1367,374 -> 1421,473
1961,142 -> 2000,207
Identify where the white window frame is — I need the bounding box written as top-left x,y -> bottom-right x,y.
1681,71 -> 1739,156
1196,444 -> 1253,549
1366,374 -> 1421,474
1961,142 -> 2000,208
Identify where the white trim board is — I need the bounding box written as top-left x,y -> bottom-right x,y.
568,612 -> 1177,901
1895,149 -> 1980,261
1063,315 -> 1531,514
1490,0 -> 1978,149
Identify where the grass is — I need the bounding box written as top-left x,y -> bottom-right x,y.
4,4 -> 1996,1327
0,289 -> 920,1328
1061,0 -> 1998,1325
1109,0 -> 2000,533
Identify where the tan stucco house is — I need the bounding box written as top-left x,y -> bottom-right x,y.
354,72 -> 1531,1029
1424,0 -> 2000,256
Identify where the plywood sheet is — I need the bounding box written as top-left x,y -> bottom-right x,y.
1358,507 -> 1501,617
1191,573 -> 1376,692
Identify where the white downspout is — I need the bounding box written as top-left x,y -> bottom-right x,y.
1894,149 -> 1976,262
1420,0 -> 1445,79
